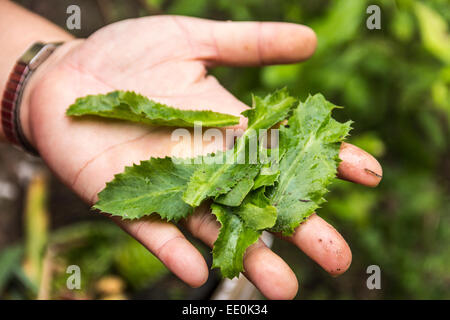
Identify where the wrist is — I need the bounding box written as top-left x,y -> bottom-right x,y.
19,42 -> 68,149
8,40 -> 80,152
1,43 -> 63,153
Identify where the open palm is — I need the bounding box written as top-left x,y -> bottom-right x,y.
24,16 -> 382,299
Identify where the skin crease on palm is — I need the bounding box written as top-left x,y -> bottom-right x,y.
18,16 -> 383,300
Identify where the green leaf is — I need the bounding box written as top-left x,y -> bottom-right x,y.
234,188 -> 277,230
214,177 -> 254,207
211,203 -> 261,278
242,88 -> 297,130
252,163 -> 280,190
183,89 -> 296,207
67,91 -> 240,127
94,157 -> 197,221
182,150 -> 261,208
268,94 -> 352,235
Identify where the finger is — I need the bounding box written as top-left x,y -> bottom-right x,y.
112,215 -> 209,288
280,213 -> 352,276
184,206 -> 298,300
243,239 -> 298,300
338,142 -> 383,187
173,16 -> 317,66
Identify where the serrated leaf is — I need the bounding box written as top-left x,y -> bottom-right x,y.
242,88 -> 296,129
182,151 -> 261,208
94,157 -> 197,221
252,163 -> 280,190
214,177 -> 254,207
183,89 -> 296,207
67,91 -> 240,127
211,203 -> 261,279
268,94 -> 352,235
234,188 -> 277,230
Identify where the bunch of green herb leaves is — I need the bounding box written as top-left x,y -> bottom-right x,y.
67,89 -> 352,278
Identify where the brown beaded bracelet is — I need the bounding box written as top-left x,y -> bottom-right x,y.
1,42 -> 62,156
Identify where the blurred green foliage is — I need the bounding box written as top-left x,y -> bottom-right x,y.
49,221 -> 168,297
0,221 -> 169,299
160,0 -> 449,299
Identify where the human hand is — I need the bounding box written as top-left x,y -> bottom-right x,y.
21,16 -> 382,299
